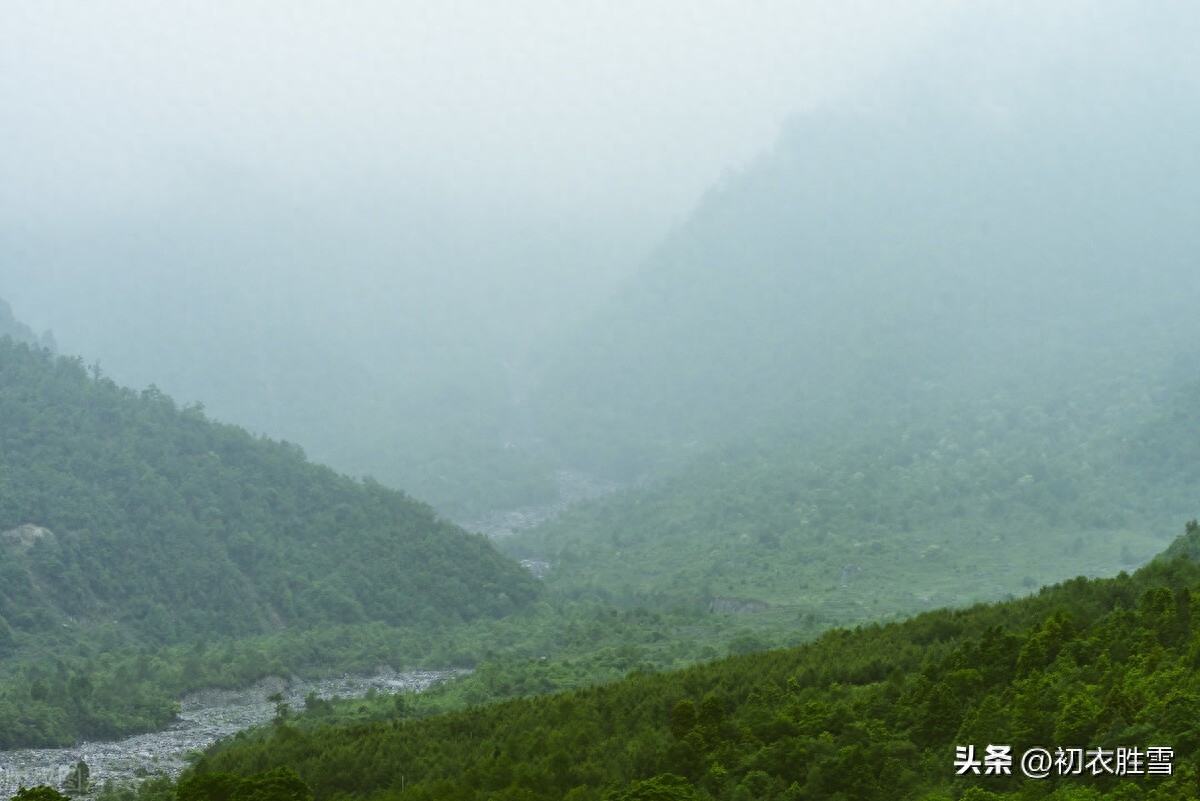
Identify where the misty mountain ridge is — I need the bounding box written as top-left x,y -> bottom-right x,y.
9,56 -> 1198,518
530,82 -> 1200,478
4,177 -> 652,517
499,70 -> 1200,637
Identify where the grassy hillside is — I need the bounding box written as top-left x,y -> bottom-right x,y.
188,523 -> 1200,800
0,335 -> 540,747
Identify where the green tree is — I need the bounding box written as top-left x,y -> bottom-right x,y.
11,787 -> 72,801
670,699 -> 697,739
177,773 -> 243,801
614,774 -> 697,801
231,768 -> 312,801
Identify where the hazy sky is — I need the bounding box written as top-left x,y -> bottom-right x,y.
2,1 -> 995,231
5,1 -> 1185,235
2,0 -> 1171,348
2,0 -> 1192,511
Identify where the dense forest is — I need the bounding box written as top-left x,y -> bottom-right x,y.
0,335 -> 539,746
169,522 -> 1200,800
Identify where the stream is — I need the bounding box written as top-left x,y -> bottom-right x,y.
0,670 -> 462,796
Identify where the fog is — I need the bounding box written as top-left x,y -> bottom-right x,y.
1,1 -> 967,221
3,1 -> 1196,516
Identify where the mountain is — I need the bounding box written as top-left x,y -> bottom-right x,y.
190,522 -> 1200,800
2,190 -> 650,518
529,78 -> 1200,480
503,383 -> 1194,630
492,59 -> 1200,647
0,331 -> 540,746
498,352 -> 1200,668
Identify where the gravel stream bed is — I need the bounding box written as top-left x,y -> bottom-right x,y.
0,669 -> 463,796
0,470 -> 613,797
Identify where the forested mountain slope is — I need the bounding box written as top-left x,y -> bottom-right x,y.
504,364 -> 1200,630
0,334 -> 539,745
192,523 -> 1200,801
529,83 -> 1200,480
501,58 -> 1200,656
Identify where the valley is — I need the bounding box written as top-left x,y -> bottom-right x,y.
4,7 -> 1200,798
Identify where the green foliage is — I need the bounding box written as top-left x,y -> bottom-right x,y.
10,787 -> 72,801
1158,520 -> 1200,563
176,769 -> 311,801
178,773 -> 243,801
0,337 -> 540,746
612,774 -> 697,801
504,383 -> 1187,638
1129,378 -> 1200,487
188,532 -> 1200,800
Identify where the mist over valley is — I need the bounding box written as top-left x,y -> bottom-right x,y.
3,3 -> 1200,799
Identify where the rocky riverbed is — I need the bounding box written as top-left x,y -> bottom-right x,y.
0,471 -> 615,798
0,669 -> 463,797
